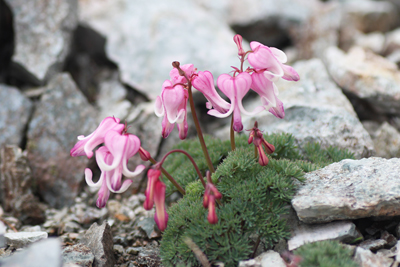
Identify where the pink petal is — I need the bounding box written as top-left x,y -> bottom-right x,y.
161,115 -> 175,138
192,71 -> 231,114
268,97 -> 285,119
144,169 -> 161,210
248,44 -> 283,81
251,72 -> 277,108
96,179 -> 110,208
282,65 -> 300,81
97,130 -> 127,171
154,180 -> 168,231
207,195 -> 218,224
154,96 -> 164,117
169,64 -> 195,84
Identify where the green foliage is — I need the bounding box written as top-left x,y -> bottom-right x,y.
294,240 -> 358,267
160,133 -> 355,267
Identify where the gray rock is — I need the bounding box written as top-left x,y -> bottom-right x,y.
359,239 -> 387,251
288,221 -> 361,250
5,0 -> 78,84
292,157 -> 400,223
4,231 -> 48,248
26,73 -> 97,208
0,238 -> 62,267
324,46 -> 400,116
0,145 -> 46,225
385,28 -> 400,55
355,247 -> 394,267
113,244 -> 124,255
79,0 -> 239,99
0,84 -> 33,146
341,0 -> 398,33
81,221 -> 115,267
372,122 -> 400,158
62,243 -> 94,267
137,217 -> 156,239
97,76 -> 132,122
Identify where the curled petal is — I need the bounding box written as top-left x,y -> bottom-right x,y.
268,97 -> 285,119
192,71 -> 231,114
85,168 -> 103,188
154,96 -> 164,117
106,177 -> 133,193
97,131 -> 127,171
70,117 -> 124,159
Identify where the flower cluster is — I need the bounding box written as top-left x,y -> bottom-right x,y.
155,34 -> 299,137
70,117 -> 148,208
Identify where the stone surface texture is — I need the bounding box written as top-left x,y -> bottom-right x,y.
0,84 -> 33,146
288,221 -> 361,251
4,231 -> 48,248
292,157 -> 400,223
5,0 -> 78,84
81,221 -> 115,267
372,122 -> 400,158
62,243 -> 94,267
355,247 -> 394,267
79,0 -> 239,99
26,73 -> 97,208
0,238 -> 62,267
324,46 -> 400,116
0,146 -> 45,225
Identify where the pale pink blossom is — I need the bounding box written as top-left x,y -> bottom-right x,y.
208,72 -> 264,132
192,71 -> 231,114
155,80 -> 188,139
70,117 -> 124,159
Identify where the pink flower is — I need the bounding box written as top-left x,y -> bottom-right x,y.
248,42 -> 299,82
251,71 -> 285,119
233,34 -> 245,57
155,80 -> 188,139
203,174 -> 222,224
70,117 -> 125,159
192,71 -> 231,114
143,169 -> 169,231
207,72 -> 264,132
248,122 -> 275,166
169,64 -> 196,84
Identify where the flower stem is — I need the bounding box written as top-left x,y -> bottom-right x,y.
172,61 -> 215,173
230,116 -> 236,151
149,157 -> 186,195
159,149 -> 206,188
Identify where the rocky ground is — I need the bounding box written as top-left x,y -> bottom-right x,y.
1,0 -> 400,266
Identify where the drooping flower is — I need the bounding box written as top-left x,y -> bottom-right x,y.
155,80 -> 189,139
143,169 -> 169,231
192,71 -> 231,114
95,130 -> 146,192
203,172 -> 222,224
248,41 -> 300,82
70,117 -> 125,159
248,121 -> 275,166
207,72 -> 264,132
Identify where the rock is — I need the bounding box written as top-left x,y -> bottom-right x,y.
292,157 -> 400,223
0,145 -> 46,225
355,247 -> 394,267
62,243 -> 94,267
137,217 -> 157,239
385,28 -> 400,55
0,84 -> 33,146
216,58 -> 374,158
96,76 -> 132,122
26,73 -> 97,208
354,32 -> 386,54
341,0 -> 398,33
359,239 -> 387,251
5,0 -> 78,84
238,250 -> 286,267
4,231 -> 48,248
372,122 -> 400,158
288,221 -> 361,251
81,221 -> 115,267
324,46 -> 400,116
79,0 -> 239,99
113,244 -> 124,255
0,238 -> 62,267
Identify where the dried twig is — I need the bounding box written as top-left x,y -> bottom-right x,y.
183,237 -> 211,267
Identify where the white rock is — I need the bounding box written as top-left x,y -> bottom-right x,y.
324,46 -> 400,116
292,157 -> 400,223
258,251 -> 286,267
79,0 -> 239,99
5,231 -> 48,248
355,247 -> 393,267
354,32 -> 386,54
288,221 -> 360,251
